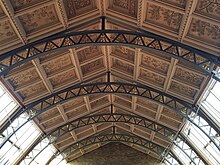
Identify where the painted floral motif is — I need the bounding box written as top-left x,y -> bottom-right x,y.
141,55 -> 169,74
169,81 -> 197,99
64,0 -> 96,19
81,58 -> 104,75
189,18 -> 220,46
111,46 -> 135,63
49,69 -> 77,87
19,5 -> 59,33
77,46 -> 102,63
111,0 -> 137,17
0,20 -> 16,43
147,4 -> 183,31
10,0 -> 42,10
139,69 -> 165,87
9,69 -> 40,87
196,0 -> 220,19
19,82 -> 46,98
42,55 -> 73,76
160,0 -> 186,8
112,59 -> 134,75
174,67 -> 204,87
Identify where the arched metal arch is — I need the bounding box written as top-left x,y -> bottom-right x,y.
19,113 -> 206,165
19,113 -> 176,165
48,133 -> 166,164
0,27 -> 219,81
0,81 -> 219,152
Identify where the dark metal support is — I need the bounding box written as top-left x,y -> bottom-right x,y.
1,81 -> 219,153
19,113 -> 176,164
101,16 -> 105,30
0,29 -> 219,80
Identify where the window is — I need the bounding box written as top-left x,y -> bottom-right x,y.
0,114 -> 41,164
0,83 -> 18,125
200,80 -> 220,127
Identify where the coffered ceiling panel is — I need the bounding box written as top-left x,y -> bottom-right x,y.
187,18 -> 220,47
145,3 -> 183,32
0,0 -> 219,164
108,0 -> 138,18
18,4 -> 60,34
63,0 -> 97,20
0,20 -> 18,44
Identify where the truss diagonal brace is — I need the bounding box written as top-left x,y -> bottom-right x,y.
0,29 -> 219,80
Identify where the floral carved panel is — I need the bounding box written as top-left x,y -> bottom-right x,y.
81,58 -> 105,76
49,69 -> 77,88
145,3 -> 183,32
108,0 -> 138,18
169,81 -> 197,100
9,69 -> 40,88
19,5 -> 59,34
18,82 -> 47,99
195,0 -> 220,20
173,67 -> 204,87
188,18 -> 220,47
10,0 -> 44,11
42,55 -> 73,76
77,46 -> 102,64
63,0 -> 96,19
141,54 -> 169,74
112,58 -> 134,76
111,46 -> 135,63
160,0 -> 186,8
0,20 -> 17,44
139,69 -> 165,87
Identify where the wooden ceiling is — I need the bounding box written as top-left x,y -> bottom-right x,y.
0,0 -> 219,163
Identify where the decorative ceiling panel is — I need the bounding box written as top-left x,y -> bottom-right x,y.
81,58 -> 105,76
49,69 -> 77,89
145,3 -> 183,32
110,46 -> 135,64
9,0 -> 45,11
0,20 -> 18,44
195,0 -> 220,20
18,81 -> 47,99
140,53 -> 170,75
136,98 -> 158,110
111,58 -> 134,76
7,68 -> 39,88
161,107 -> 182,122
108,0 -> 138,18
133,127 -> 151,140
160,0 -> 187,8
173,67 -> 205,88
62,98 -> 85,111
42,54 -> 73,76
159,115 -> 180,130
63,0 -> 97,19
187,18 -> 220,47
18,5 -> 60,34
77,46 -> 103,64
169,81 -> 197,100
90,96 -> 109,110
136,105 -> 157,119
138,69 -> 166,88
66,105 -> 88,119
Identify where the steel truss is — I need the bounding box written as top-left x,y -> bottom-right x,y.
19,115 -> 174,164
19,113 -> 206,165
24,125 -> 172,164
0,19 -> 220,80
0,81 -> 219,154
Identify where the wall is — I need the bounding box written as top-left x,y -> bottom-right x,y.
68,142 -> 163,165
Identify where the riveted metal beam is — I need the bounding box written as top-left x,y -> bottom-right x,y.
0,20 -> 219,81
